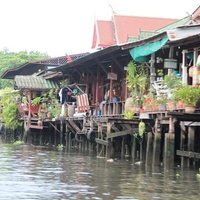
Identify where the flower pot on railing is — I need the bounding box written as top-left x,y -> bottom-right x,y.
184,105 -> 196,113
176,101 -> 185,109
166,102 -> 176,111
125,97 -> 140,113
158,103 -> 166,111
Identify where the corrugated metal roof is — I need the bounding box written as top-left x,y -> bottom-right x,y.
14,75 -> 59,90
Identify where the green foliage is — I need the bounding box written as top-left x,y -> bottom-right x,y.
2,102 -> 21,130
162,74 -> 182,90
173,86 -> 200,106
157,69 -> 164,77
138,121 -> 145,138
31,96 -> 42,106
57,144 -> 64,150
126,61 -> 148,106
60,79 -> 69,87
13,140 -> 24,146
0,87 -> 22,130
123,110 -> 134,119
155,94 -> 168,104
126,61 -> 148,95
0,50 -> 49,89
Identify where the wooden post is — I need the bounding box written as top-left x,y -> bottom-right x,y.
65,123 -> 68,149
153,118 -> 161,166
60,120 -> 63,145
68,132 -> 72,149
164,117 -> 175,169
121,136 -> 125,158
180,121 -> 186,167
146,132 -> 153,166
106,122 -> 112,158
182,50 -> 188,85
131,135 -> 136,159
150,53 -> 156,96
188,126 -> 195,167
168,47 -> 174,75
140,140 -> 143,161
54,122 -> 57,146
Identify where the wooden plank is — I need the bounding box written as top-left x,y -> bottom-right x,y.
160,120 -> 169,125
96,117 -> 139,124
176,150 -> 200,159
67,120 -> 81,132
95,138 -> 108,146
29,125 -> 43,130
107,129 -> 137,139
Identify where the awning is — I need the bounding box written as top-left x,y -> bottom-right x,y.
129,37 -> 169,62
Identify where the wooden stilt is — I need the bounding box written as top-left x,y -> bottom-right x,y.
131,135 -> 136,159
164,117 -> 175,169
121,136 -> 125,158
180,122 -> 187,167
39,131 -> 42,145
188,126 -> 195,167
69,132 -> 72,149
140,140 -> 143,161
146,132 -> 153,165
153,118 -> 161,166
54,122 -> 57,146
60,120 -> 63,145
106,122 -> 112,158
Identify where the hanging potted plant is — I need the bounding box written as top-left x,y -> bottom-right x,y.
125,61 -> 148,113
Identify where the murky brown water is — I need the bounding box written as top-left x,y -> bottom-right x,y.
0,144 -> 199,200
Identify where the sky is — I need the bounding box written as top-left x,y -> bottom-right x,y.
0,0 -> 199,57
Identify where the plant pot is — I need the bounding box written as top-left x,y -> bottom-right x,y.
158,103 -> 166,111
166,102 -> 176,111
184,105 -> 196,113
124,97 -> 140,112
176,101 -> 184,109
125,97 -> 140,113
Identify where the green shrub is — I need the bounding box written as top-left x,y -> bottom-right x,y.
173,86 -> 200,106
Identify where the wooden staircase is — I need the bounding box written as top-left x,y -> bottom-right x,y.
29,118 -> 43,130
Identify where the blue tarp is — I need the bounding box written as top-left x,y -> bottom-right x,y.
129,37 -> 169,62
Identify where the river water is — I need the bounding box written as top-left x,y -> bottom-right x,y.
0,144 -> 199,200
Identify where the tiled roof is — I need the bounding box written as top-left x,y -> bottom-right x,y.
156,17 -> 190,32
92,14 -> 178,49
1,53 -> 90,79
14,75 -> 59,90
113,14 -> 178,44
91,20 -> 115,49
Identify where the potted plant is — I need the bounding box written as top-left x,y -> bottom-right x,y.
173,85 -> 200,112
155,94 -> 168,111
162,73 -> 182,98
125,61 -> 148,112
142,93 -> 155,112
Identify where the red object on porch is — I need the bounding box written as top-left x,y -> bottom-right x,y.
29,104 -> 41,114
76,94 -> 90,112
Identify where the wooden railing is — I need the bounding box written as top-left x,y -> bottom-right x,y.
101,101 -> 125,116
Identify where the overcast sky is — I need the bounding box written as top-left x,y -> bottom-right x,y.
0,0 -> 199,57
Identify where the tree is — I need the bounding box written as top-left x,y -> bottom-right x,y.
0,49 -> 49,88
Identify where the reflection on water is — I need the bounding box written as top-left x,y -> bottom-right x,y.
0,144 -> 199,200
